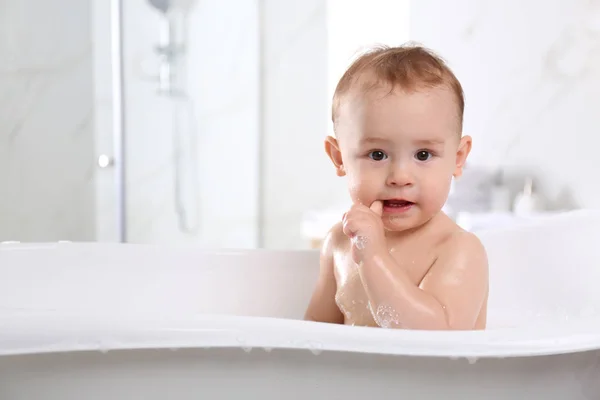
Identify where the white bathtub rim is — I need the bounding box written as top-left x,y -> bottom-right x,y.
2,313 -> 600,359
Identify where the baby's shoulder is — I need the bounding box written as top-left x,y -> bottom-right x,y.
438,229 -> 488,268
321,221 -> 349,254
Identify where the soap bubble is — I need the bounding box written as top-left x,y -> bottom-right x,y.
374,304 -> 401,329
353,235 -> 367,250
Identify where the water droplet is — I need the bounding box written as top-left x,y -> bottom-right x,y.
97,342 -> 109,354
236,337 -> 252,352
388,215 -> 400,223
305,341 -> 323,355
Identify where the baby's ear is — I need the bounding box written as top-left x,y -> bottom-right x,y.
324,136 -> 346,177
453,135 -> 472,178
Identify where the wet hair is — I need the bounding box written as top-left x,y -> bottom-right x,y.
331,43 -> 465,133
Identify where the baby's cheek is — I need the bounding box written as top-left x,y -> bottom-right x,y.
351,176 -> 382,206
348,179 -> 359,196
424,179 -> 452,208
347,174 -> 368,202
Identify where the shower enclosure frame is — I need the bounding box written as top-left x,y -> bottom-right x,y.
110,0 -> 127,242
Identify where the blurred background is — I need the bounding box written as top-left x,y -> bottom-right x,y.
1,0 -> 598,249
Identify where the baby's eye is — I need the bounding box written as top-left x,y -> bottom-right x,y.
415,150 -> 432,161
368,150 -> 387,161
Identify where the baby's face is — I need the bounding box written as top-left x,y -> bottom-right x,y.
333,84 -> 471,232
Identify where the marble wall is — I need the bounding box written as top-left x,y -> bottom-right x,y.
260,0 -> 337,249
12,1 -> 593,247
0,0 -> 335,248
0,0 -> 96,242
410,0 -> 600,210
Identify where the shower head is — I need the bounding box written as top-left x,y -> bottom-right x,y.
148,0 -> 171,13
147,0 -> 197,14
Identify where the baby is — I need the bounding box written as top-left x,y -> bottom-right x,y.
304,44 -> 489,330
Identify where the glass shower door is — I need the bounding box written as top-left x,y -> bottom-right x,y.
96,0 -> 261,247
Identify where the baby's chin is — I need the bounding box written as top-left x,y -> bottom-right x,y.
381,209 -> 434,232
382,215 -> 419,232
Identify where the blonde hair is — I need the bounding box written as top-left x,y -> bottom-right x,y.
331,43 -> 465,132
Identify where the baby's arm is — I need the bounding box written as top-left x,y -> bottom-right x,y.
418,233 -> 489,329
359,232 -> 488,330
304,225 -> 345,324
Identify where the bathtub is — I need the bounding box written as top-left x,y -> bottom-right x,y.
1,210 -> 600,399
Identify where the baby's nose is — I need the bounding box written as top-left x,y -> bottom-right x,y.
386,165 -> 414,186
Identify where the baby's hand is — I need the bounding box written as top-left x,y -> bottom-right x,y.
342,201 -> 385,263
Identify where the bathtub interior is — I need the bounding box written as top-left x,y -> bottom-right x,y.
1,209 -> 600,358
476,209 -> 600,328
0,244 -> 320,321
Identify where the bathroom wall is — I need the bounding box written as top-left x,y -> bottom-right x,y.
0,0 -> 96,242
260,0 -> 337,249
262,0 -> 410,249
0,0 -> 410,247
91,0 -> 344,249
410,0 -> 600,210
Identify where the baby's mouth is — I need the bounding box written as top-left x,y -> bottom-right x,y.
383,199 -> 414,208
